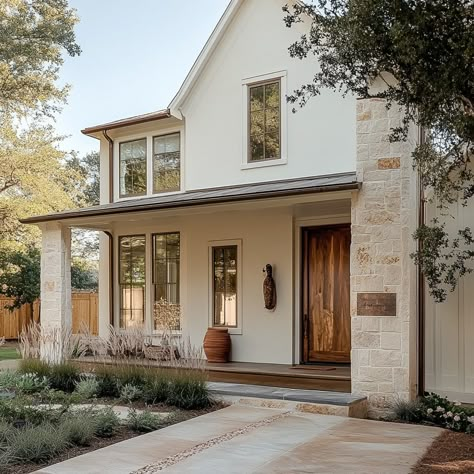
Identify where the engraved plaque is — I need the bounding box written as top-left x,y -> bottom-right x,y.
357,293 -> 396,316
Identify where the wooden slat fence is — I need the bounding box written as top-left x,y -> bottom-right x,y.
0,292 -> 98,339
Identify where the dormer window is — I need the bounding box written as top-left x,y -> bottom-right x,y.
119,138 -> 147,198
248,80 -> 280,162
153,132 -> 180,193
116,132 -> 182,200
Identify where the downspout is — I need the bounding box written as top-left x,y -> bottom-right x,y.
104,231 -> 114,327
417,127 -> 426,396
102,129 -> 114,327
102,130 -> 114,204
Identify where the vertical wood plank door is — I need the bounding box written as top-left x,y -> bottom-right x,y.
303,226 -> 351,363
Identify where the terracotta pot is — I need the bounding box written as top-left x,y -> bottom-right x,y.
203,328 -> 231,363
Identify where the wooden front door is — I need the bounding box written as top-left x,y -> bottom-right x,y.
302,226 -> 351,363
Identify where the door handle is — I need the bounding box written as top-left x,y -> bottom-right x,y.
303,314 -> 309,339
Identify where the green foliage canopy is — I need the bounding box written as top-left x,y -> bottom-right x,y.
284,0 -> 474,301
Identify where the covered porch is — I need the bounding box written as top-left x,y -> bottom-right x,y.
22,173 -> 358,390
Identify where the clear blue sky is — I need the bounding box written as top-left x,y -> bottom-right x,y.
57,0 -> 229,156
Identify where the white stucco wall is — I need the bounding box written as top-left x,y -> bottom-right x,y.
180,0 -> 356,190
112,207 -> 295,364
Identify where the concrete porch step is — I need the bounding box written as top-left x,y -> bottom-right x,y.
208,382 -> 367,418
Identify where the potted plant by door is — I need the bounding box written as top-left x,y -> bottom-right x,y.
203,327 -> 231,363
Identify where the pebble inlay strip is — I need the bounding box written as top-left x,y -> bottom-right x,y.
132,411 -> 291,473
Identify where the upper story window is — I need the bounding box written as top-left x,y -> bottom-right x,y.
248,80 -> 280,162
153,133 -> 180,193
119,138 -> 147,198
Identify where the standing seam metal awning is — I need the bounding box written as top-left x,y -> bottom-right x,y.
20,172 -> 359,224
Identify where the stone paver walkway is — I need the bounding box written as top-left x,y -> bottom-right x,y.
36,404 -> 440,474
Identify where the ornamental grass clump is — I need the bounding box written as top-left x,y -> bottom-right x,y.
167,370 -> 212,410
60,415 -> 97,446
143,375 -> 169,405
18,359 -> 51,379
8,423 -> 70,463
48,362 -> 81,392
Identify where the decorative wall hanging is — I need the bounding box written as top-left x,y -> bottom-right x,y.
263,264 -> 277,310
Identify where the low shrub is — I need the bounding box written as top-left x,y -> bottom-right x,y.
91,407 -> 120,438
15,373 -> 49,394
391,392 -> 474,433
49,363 -> 81,392
0,399 -> 64,426
8,423 -> 70,463
75,376 -> 99,399
60,415 -> 96,446
0,371 -> 21,391
126,408 -> 163,432
120,383 -> 143,404
167,371 -> 211,410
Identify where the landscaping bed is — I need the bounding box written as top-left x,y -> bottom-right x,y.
0,357 -> 220,472
413,430 -> 474,473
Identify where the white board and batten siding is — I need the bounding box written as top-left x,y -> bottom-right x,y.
424,198 -> 474,403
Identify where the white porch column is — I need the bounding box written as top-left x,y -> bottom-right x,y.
351,97 -> 419,417
39,222 -> 72,363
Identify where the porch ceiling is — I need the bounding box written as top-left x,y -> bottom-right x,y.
20,172 -> 358,229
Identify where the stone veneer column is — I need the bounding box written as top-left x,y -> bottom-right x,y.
351,97 -> 419,418
39,222 -> 72,363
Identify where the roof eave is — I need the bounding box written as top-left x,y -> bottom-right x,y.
81,109 -> 172,136
20,178 -> 360,225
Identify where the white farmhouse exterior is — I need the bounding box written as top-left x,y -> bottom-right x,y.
23,0 -> 474,415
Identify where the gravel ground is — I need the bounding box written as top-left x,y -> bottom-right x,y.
413,430 -> 474,473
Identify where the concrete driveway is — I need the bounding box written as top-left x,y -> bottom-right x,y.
37,404 -> 440,474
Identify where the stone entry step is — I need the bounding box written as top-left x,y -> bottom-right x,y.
208,382 -> 367,418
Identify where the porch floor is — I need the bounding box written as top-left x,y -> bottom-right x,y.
206,362 -> 351,393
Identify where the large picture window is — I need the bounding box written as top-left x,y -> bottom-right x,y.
212,245 -> 237,327
248,80 -> 280,162
119,139 -> 147,197
153,133 -> 180,194
119,235 -> 146,329
153,232 -> 180,331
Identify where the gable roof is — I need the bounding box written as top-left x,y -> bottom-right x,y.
169,0 -> 306,116
168,0 -> 243,117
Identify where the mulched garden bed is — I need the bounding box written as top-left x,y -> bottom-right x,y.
3,405 -> 222,474
413,430 -> 474,473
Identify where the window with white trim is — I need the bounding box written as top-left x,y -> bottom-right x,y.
152,232 -> 180,331
153,133 -> 181,193
119,235 -> 146,328
119,139 -> 147,197
212,245 -> 238,327
248,80 -> 281,162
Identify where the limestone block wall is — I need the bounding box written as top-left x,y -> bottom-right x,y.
39,222 -> 72,363
351,97 -> 419,417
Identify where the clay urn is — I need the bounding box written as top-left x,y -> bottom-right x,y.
203,328 -> 231,363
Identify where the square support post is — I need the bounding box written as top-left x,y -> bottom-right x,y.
39,222 -> 72,363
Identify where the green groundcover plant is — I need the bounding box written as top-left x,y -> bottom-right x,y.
392,392 -> 474,433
